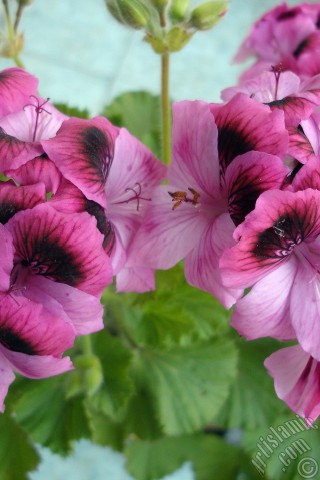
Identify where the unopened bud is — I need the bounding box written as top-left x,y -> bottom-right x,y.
166,26 -> 192,52
189,1 -> 228,30
106,0 -> 150,30
169,0 -> 189,23
16,0 -> 34,6
149,0 -> 170,9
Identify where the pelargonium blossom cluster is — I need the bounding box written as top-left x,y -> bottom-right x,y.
0,67 -> 165,411
129,2 -> 320,423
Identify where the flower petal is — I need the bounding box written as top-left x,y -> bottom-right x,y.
231,260 -> 296,340
0,182 -> 45,224
0,68 -> 38,117
42,116 -> 119,208
185,213 -> 242,308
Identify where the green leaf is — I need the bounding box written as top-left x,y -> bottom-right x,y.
133,338 -> 238,435
218,338 -> 288,430
102,91 -> 162,156
53,103 -> 90,118
243,413 -> 320,480
89,330 -> 134,418
0,413 -> 39,480
90,412 -> 125,451
11,375 -> 91,455
125,433 -> 259,480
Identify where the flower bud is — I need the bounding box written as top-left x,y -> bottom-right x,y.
106,0 -> 150,30
189,1 -> 228,30
169,0 -> 189,23
166,26 -> 192,52
149,0 -> 170,9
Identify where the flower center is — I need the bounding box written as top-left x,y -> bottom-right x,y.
23,95 -> 51,142
168,187 -> 200,210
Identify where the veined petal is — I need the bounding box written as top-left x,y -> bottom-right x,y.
0,182 -> 45,224
0,224 -> 14,291
221,189 -> 320,288
0,128 -> 42,172
0,68 -> 38,117
169,101 -> 220,196
0,294 -> 74,357
129,185 -> 207,270
265,345 -> 320,423
2,349 -> 73,379
291,262 -> 320,361
185,213 -> 242,308
42,116 -> 119,208
288,125 -> 315,164
231,260 -> 296,340
116,266 -> 155,293
292,155 -> 320,191
7,204 -> 113,296
211,94 -> 288,173
7,155 -> 62,194
26,276 -> 104,336
225,151 -> 289,226
0,99 -> 67,143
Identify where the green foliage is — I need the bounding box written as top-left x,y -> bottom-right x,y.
53,103 -> 90,119
9,375 -> 91,455
101,91 -> 162,157
0,414 -> 39,480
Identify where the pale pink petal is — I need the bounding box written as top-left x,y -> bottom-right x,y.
0,224 -> 14,291
2,348 -> 73,379
26,276 -> 104,335
0,350 -> 15,412
169,101 -> 220,196
265,345 -> 320,423
231,260 -> 296,340
116,266 -> 155,293
291,260 -> 320,361
185,213 -> 242,308
129,185 -> 207,270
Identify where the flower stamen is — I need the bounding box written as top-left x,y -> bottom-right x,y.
168,187 -> 200,210
23,95 -> 52,142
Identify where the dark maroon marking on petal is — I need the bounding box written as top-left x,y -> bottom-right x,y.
277,9 -> 299,21
80,126 -> 113,183
217,126 -> 254,172
0,202 -> 19,224
0,72 -> 10,83
17,231 -> 84,286
293,38 -> 310,58
84,199 -> 115,255
228,181 -> 264,227
0,327 -> 36,355
253,211 -> 307,261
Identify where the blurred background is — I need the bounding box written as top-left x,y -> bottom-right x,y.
0,0 -> 316,478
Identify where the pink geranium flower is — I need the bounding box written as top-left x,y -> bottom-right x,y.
221,188 -> 320,359
129,98 -> 288,307
265,344 -> 320,424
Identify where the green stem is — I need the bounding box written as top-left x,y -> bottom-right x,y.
13,55 -> 25,68
161,51 -> 171,165
81,335 -> 94,356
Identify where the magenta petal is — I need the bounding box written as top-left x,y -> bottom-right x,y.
225,151 -> 289,226
0,182 -> 45,223
0,129 -> 43,172
288,125 -> 315,164
7,203 -> 113,296
0,351 -> 15,412
169,101 -> 220,195
116,266 -> 155,293
42,116 -> 119,208
27,276 -> 104,335
0,294 -> 74,356
231,260 -> 296,340
0,68 -> 38,117
0,225 -> 14,291
185,213 -> 242,308
7,156 -> 62,194
265,345 -> 320,423
211,94 -> 288,173
292,155 -> 320,190
3,348 -> 73,379
129,185 -> 206,270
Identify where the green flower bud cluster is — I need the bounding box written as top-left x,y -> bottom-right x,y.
105,0 -> 228,54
